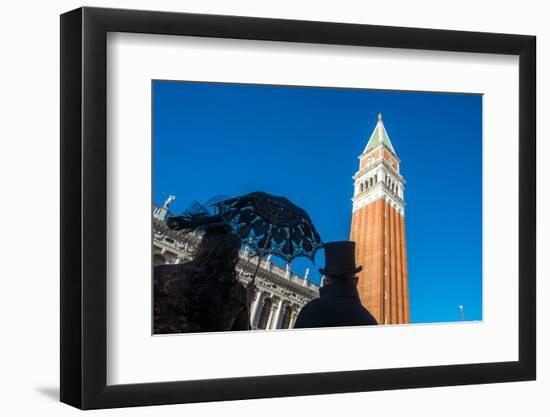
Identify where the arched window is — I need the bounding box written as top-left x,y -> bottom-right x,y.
360,183 -> 364,192
257,298 -> 273,330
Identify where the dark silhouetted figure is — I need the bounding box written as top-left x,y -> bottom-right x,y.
294,241 -> 378,329
154,221 -> 251,334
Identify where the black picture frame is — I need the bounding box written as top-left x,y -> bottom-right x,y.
60,6 -> 536,410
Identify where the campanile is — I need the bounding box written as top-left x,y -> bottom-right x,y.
350,114 -> 410,324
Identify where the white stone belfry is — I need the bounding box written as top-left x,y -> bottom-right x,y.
352,114 -> 406,214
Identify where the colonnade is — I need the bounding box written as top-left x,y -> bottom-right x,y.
249,290 -> 299,330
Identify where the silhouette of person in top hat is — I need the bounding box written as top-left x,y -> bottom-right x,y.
294,241 -> 377,329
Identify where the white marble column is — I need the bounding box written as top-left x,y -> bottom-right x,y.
271,299 -> 285,329
266,301 -> 278,329
289,309 -> 298,329
249,291 -> 264,328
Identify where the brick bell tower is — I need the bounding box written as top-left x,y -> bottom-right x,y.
350,114 -> 410,325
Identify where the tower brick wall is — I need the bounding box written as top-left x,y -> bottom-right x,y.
350,200 -> 410,324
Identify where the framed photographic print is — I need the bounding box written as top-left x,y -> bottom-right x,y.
60,6 -> 536,409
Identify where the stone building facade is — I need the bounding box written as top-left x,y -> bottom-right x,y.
350,114 -> 410,324
153,201 -> 320,330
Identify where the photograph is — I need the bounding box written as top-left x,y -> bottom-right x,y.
55,4 -> 537,411
151,80 -> 482,334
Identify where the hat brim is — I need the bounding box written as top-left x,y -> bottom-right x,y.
319,265 -> 362,277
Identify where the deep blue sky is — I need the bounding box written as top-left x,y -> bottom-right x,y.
153,80 -> 482,324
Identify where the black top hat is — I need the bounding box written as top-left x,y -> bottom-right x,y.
319,241 -> 362,278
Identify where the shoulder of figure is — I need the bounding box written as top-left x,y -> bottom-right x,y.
361,307 -> 378,325
299,297 -> 324,312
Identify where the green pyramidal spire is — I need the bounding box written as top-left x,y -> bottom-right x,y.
363,113 -> 396,155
